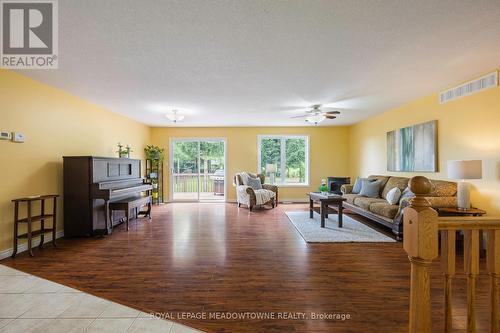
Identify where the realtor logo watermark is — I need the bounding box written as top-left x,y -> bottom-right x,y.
1,0 -> 58,69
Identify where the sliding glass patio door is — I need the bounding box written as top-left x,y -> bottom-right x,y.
170,139 -> 226,201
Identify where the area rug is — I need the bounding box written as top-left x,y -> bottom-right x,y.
285,211 -> 396,243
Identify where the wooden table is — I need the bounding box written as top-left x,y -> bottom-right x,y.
12,194 -> 59,257
308,192 -> 346,228
437,207 -> 486,217
437,207 -> 487,256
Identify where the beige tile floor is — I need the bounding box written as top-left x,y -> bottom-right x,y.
0,264 -> 203,333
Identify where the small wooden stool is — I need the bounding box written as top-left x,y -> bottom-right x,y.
12,195 -> 59,257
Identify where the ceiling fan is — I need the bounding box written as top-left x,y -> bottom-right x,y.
290,104 -> 340,124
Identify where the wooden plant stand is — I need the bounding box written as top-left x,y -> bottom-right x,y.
12,195 -> 59,257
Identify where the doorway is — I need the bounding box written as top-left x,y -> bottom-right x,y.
170,138 -> 226,201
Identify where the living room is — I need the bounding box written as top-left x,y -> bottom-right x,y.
1,1 -> 500,332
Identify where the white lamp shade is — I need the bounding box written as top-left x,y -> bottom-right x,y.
266,163 -> 277,173
447,160 -> 482,180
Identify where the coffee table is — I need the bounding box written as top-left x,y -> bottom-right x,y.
307,192 -> 347,228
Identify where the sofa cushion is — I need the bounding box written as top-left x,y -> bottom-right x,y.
369,202 -> 400,219
343,193 -> 358,205
368,175 -> 390,195
359,180 -> 381,198
381,177 -> 410,198
353,196 -> 387,210
428,180 -> 457,197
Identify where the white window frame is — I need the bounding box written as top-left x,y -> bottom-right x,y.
169,137 -> 227,202
257,135 -> 310,187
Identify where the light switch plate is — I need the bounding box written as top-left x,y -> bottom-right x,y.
12,132 -> 25,143
0,131 -> 12,140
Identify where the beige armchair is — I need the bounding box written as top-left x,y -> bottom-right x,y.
234,173 -> 278,211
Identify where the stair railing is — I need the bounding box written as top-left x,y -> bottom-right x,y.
403,176 -> 500,333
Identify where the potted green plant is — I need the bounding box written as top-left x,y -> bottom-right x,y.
116,143 -> 131,158
144,145 -> 164,166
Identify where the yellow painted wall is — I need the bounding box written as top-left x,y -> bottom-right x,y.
349,69 -> 500,214
4,65 -> 499,256
150,127 -> 351,201
0,70 -> 150,254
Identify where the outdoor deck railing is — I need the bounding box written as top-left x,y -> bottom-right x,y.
173,173 -> 224,193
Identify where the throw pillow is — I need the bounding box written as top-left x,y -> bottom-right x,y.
352,177 -> 374,194
247,177 -> 263,190
399,187 -> 415,202
239,172 -> 250,186
359,179 -> 381,198
386,187 -> 402,205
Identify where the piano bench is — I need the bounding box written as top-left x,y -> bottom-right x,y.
109,195 -> 152,231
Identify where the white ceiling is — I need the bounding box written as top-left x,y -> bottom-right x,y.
19,0 -> 500,127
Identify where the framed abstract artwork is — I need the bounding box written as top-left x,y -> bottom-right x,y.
387,120 -> 437,172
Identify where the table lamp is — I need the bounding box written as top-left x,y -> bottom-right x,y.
447,160 -> 482,211
266,163 -> 277,184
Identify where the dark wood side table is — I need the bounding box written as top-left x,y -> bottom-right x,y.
437,207 -> 487,256
437,207 -> 486,217
12,194 -> 59,257
308,192 -> 346,228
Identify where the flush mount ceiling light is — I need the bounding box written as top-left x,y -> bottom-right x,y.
305,114 -> 326,125
166,109 -> 184,123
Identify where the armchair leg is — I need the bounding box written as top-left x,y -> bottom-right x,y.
238,202 -> 241,207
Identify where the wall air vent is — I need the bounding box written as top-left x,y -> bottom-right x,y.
439,71 -> 498,104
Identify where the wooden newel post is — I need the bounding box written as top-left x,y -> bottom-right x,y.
403,176 -> 439,333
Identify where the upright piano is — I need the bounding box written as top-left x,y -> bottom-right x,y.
63,156 -> 153,236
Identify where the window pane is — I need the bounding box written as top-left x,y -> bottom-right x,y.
199,141 -> 225,199
173,141 -> 198,174
285,138 -> 306,184
199,141 -> 224,174
260,138 -> 281,183
172,141 -> 199,200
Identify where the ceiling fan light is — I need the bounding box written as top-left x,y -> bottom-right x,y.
306,114 -> 325,124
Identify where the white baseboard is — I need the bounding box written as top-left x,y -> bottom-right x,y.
279,198 -> 309,203
226,198 -> 308,204
0,230 -> 64,260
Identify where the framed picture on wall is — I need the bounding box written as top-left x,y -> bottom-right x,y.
387,120 -> 438,172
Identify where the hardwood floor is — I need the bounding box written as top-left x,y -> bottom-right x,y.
0,203 -> 493,332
